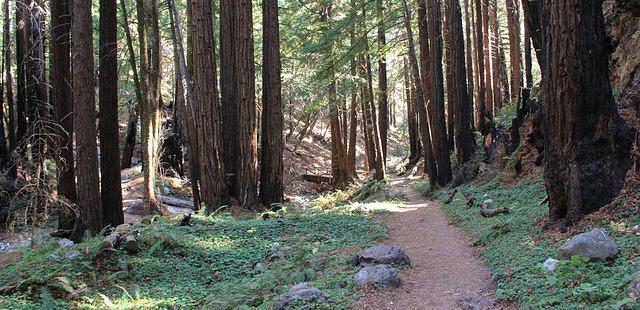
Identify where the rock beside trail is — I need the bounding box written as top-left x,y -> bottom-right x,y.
273,283 -> 331,309
353,245 -> 411,267
354,264 -> 401,288
629,270 -> 640,302
557,228 -> 620,262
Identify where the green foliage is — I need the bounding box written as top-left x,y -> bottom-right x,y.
0,209 -> 386,309
436,175 -> 640,309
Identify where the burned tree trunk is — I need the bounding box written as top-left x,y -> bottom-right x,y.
445,0 -> 477,164
542,0 -> 631,226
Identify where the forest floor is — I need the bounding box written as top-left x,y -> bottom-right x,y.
355,176 -> 497,310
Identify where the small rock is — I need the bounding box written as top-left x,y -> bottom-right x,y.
629,270 -> 640,302
557,228 -> 619,262
273,283 -> 330,310
347,254 -> 361,267
269,244 -> 285,261
354,264 -> 401,288
58,238 -> 74,248
64,250 -> 81,260
358,245 -> 411,267
543,258 -> 559,272
254,262 -> 266,271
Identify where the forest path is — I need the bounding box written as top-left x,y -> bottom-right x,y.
355,177 -> 496,309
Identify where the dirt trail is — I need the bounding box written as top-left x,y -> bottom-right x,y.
355,177 -> 496,309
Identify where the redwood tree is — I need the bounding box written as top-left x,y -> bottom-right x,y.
72,0 -> 103,234
233,0 -> 258,209
445,0 -> 476,164
376,0 -> 389,161
51,0 -> 76,229
505,0 -> 522,100
542,0 -> 631,226
427,0 -> 452,186
190,0 -> 228,211
99,0 -> 123,227
260,0 -> 284,206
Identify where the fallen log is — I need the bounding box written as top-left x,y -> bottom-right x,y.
101,233 -> 121,250
158,195 -> 195,209
124,235 -> 139,254
480,207 -> 510,218
302,174 -> 333,184
444,189 -> 458,204
478,200 -> 510,217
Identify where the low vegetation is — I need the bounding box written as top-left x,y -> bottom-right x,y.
0,207 -> 386,309
420,175 -> 640,309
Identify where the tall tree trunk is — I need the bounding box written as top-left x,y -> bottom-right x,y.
404,57 -> 422,166
403,0 -> 438,187
233,0 -> 258,208
522,0 -> 544,67
72,0 -> 103,234
99,0 -> 123,227
347,1 -> 359,176
463,0 -> 475,129
505,0 -> 522,101
445,0 -> 477,164
481,0 -> 493,115
119,0 -> 141,170
4,0 -> 16,179
260,0 -> 284,206
474,0 -> 487,132
542,0 -> 631,226
324,3 -> 352,188
489,0 -> 502,110
427,0 -> 452,185
522,0 -> 533,88
376,0 -> 388,162
220,0 -> 237,196
365,53 -> 385,181
139,0 -> 164,214
168,0 -> 201,210
190,0 -> 228,212
51,0 -> 76,230
15,3 -> 26,146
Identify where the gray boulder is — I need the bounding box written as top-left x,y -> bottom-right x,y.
273,283 -> 330,310
356,245 -> 411,267
629,270 -> 640,302
354,264 -> 401,288
557,228 -> 619,262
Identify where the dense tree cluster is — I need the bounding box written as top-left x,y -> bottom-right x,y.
0,0 -> 630,237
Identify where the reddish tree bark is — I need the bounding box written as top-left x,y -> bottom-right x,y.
189,0 -> 228,212
51,0 -> 76,229
505,0 -> 522,100
72,0 -> 103,234
260,0 -> 285,206
542,0 -> 631,226
445,0 -> 477,164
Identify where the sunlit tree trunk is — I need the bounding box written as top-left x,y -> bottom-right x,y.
403,0 -> 437,187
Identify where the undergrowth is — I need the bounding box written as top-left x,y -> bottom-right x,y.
429,174 -> 639,309
0,207 -> 386,309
